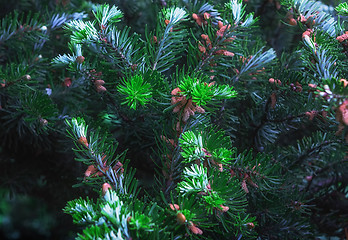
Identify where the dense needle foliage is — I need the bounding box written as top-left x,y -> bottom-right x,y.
0,0 -> 347,239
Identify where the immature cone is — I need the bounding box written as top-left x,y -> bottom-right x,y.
24,74 -> 31,80
188,221 -> 203,235
63,77 -> 72,87
203,12 -> 210,20
176,212 -> 186,224
76,55 -> 85,64
169,203 -> 180,211
96,85 -> 107,93
246,222 -> 255,229
39,118 -> 48,126
336,100 -> 348,126
94,80 -> 105,86
219,205 -> 229,212
153,35 -> 158,44
340,79 -> 348,88
84,165 -> 97,177
102,183 -> 112,195
288,18 -> 297,26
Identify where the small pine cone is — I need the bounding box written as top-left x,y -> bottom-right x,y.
24,74 -> 31,80
102,183 -> 112,195
336,36 -> 344,42
219,205 -> 229,212
96,85 -> 107,93
171,87 -> 182,96
246,222 -> 255,229
188,221 -> 203,235
305,175 -> 313,181
63,77 -> 72,87
218,21 -> 224,29
203,12 -> 210,20
192,13 -> 203,26
76,56 -> 85,64
94,80 -> 105,86
222,50 -> 234,57
336,100 -> 348,126
39,118 -> 48,126
302,30 -> 312,39
176,212 -> 186,224
288,18 -> 297,26
198,43 -> 206,53
340,78 -> 348,88
85,165 -> 97,177
169,204 -> 180,211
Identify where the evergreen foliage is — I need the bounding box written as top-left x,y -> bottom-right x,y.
1,0 -> 347,239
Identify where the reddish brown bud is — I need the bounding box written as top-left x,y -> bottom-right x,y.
198,43 -> 206,53
24,74 -> 31,80
188,221 -> 203,235
76,56 -> 85,64
78,136 -> 89,147
219,205 -> 229,212
63,77 -> 72,87
96,85 -> 107,93
246,222 -> 255,229
176,212 -> 186,224
102,183 -> 112,195
340,79 -> 348,88
288,18 -> 297,26
94,80 -> 105,86
203,12 -> 210,20
169,204 -> 180,211
218,21 -> 224,29
192,13 -> 199,20
305,175 -> 313,181
85,165 -> 97,177
222,50 -> 234,57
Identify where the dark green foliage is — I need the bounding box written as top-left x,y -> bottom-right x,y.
1,0 -> 348,239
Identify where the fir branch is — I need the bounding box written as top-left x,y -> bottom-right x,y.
65,20 -> 99,44
92,4 -> 123,28
49,12 -> 88,30
237,47 -> 276,78
151,7 -> 187,73
336,2 -> 348,16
